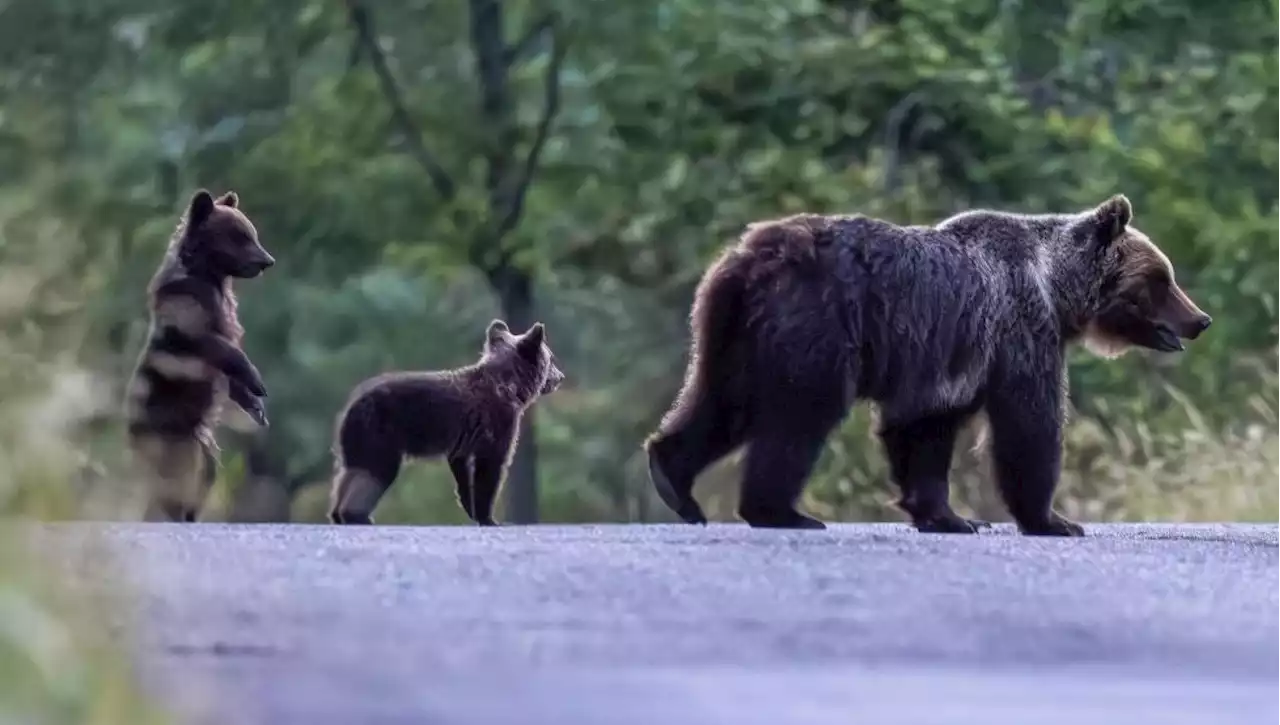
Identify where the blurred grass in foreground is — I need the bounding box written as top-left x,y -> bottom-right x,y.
0,196 -> 168,724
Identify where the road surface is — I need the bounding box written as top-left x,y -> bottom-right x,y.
37,522 -> 1280,725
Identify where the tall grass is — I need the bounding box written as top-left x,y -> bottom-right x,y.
0,195 -> 169,724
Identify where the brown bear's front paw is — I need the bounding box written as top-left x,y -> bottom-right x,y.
1020,512 -> 1085,537
914,510 -> 991,534
739,506 -> 827,530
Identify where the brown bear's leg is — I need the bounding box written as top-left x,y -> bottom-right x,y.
985,364 -> 1084,537
646,411 -> 742,526
329,468 -> 390,525
469,450 -> 508,527
879,408 -> 989,534
182,435 -> 220,523
448,455 -> 476,521
132,433 -> 204,523
736,431 -> 831,530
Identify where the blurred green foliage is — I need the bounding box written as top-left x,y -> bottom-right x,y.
0,0 -> 1274,525
0,192 -> 171,723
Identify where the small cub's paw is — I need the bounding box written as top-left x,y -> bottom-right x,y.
243,366 -> 268,397
476,517 -> 501,527
245,398 -> 269,428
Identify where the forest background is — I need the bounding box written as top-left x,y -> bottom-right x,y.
0,0 -> 1275,530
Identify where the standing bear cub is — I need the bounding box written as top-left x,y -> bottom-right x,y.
329,320 -> 565,526
645,195 -> 1210,536
126,189 -> 276,523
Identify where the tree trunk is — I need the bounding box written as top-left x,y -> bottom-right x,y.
349,0 -> 566,525
489,264 -> 540,524
227,437 -> 296,523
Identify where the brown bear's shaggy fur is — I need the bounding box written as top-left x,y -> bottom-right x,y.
645,195 -> 1210,536
125,189 -> 276,523
328,320 -> 566,526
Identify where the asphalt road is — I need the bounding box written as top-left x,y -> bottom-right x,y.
37,522 -> 1280,725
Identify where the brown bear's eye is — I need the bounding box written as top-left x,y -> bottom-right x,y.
1145,274 -> 1171,305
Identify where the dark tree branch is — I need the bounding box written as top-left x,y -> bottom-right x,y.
345,0 -> 456,200
495,21 -> 567,239
346,35 -> 364,71
505,12 -> 555,68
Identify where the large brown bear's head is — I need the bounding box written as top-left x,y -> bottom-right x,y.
179,189 -> 276,280
1080,195 -> 1212,358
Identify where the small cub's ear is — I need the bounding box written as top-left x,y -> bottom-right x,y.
188,189 -> 215,226
216,191 -> 239,208
517,322 -> 546,357
1093,194 -> 1132,244
486,319 -> 510,344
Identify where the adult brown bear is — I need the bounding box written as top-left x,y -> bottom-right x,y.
644,195 -> 1211,536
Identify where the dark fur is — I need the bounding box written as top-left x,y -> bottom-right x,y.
328,320 -> 566,526
645,195 -> 1210,535
125,189 -> 276,523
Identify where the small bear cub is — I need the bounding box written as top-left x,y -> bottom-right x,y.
126,188 -> 275,523
329,319 -> 565,526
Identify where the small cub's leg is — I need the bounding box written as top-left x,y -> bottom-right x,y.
448,455 -> 476,521
133,433 -> 204,523
469,452 -> 507,527
329,469 -> 388,525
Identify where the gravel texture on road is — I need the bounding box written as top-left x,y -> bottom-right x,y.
34,522 -> 1279,725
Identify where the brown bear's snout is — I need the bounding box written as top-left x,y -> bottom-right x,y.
1164,285 -> 1211,341
240,250 -> 275,277
254,250 -> 276,270
1182,313 -> 1212,340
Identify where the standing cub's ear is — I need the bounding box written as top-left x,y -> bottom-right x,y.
216,191 -> 239,208
517,322 -> 546,357
487,319 -> 510,344
1093,194 -> 1132,243
188,189 -> 216,226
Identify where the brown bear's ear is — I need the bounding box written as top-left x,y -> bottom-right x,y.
486,319 -> 510,345
1092,194 -> 1132,245
216,191 -> 239,208
517,322 -> 545,358
187,189 -> 216,226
